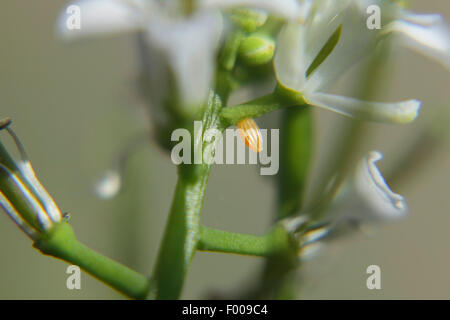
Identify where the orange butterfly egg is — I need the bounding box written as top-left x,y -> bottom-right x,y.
237,118 -> 263,153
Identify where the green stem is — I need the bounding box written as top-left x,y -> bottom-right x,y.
254,105 -> 313,299
34,222 -> 149,299
198,226 -> 293,257
221,93 -> 289,126
277,105 -> 313,220
151,165 -> 211,299
150,89 -> 222,300
215,31 -> 243,104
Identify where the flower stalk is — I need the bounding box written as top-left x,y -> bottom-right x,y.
0,120 -> 149,299
34,222 -> 149,299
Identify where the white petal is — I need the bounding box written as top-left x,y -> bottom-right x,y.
304,92 -> 420,124
353,151 -> 407,221
57,0 -> 142,40
274,22 -> 307,92
384,17 -> 450,69
145,12 -> 222,112
0,190 -> 38,239
400,12 -> 443,26
303,0 -> 378,92
5,127 -> 62,223
200,0 -> 309,20
95,170 -> 122,199
0,165 -> 52,231
17,162 -> 62,224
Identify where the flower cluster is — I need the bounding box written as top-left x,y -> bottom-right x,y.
55,0 -> 450,244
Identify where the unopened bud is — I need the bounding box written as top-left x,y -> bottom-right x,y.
238,34 -> 275,66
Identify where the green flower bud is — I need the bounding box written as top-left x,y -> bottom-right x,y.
238,34 -> 275,66
230,8 -> 268,33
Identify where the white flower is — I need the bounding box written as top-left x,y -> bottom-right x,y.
274,0 -> 422,124
284,151 -> 406,258
58,0 -> 222,116
333,151 -> 407,223
0,123 -> 62,239
357,0 -> 450,69
383,9 -> 450,69
57,0 -> 308,116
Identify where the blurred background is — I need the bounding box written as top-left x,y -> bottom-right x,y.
0,0 -> 449,299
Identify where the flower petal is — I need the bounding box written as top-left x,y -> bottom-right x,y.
302,0 -> 379,93
353,151 -> 407,221
145,12 -> 222,112
0,190 -> 38,239
57,0 -> 142,40
384,15 -> 450,69
304,92 -> 420,124
17,162 -> 62,224
274,22 -> 307,92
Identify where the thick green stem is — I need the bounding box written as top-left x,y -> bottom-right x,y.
198,226 -> 293,257
254,105 -> 313,299
278,105 -> 313,220
149,90 -> 222,300
34,222 -> 149,299
151,165 -> 211,299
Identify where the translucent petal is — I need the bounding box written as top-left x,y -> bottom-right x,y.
304,92 -> 420,124
330,151 -> 408,223
145,12 -> 222,112
0,164 -> 52,231
353,151 -> 407,221
5,127 -> 62,223
303,1 -> 379,92
274,22 -> 307,92
0,190 -> 38,239
17,162 -> 62,224
384,17 -> 450,69
302,0 -> 351,75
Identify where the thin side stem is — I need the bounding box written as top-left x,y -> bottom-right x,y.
198,226 -> 293,258
220,93 -> 289,126
34,222 -> 149,299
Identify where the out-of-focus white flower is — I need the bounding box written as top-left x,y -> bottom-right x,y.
57,0 -> 308,116
58,0 -> 222,116
274,0 -> 422,124
0,122 -> 62,239
286,150 -> 407,258
332,151 -> 407,223
358,0 -> 450,69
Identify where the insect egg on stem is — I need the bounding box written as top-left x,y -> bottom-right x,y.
237,118 -> 263,153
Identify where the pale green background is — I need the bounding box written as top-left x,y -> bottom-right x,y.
0,1 -> 449,299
